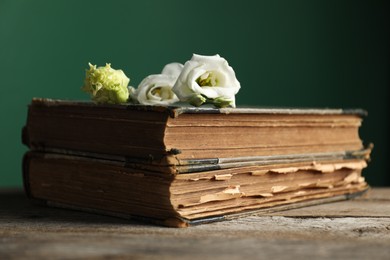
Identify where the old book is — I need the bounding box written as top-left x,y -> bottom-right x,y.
22,98 -> 372,227
23,151 -> 369,227
23,98 -> 368,173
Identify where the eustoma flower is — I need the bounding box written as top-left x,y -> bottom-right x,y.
135,63 -> 183,106
172,54 -> 241,108
82,63 -> 130,104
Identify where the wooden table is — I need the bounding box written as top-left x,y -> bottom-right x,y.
1,188 -> 389,259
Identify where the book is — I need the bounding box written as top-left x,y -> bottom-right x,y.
22,98 -> 372,227
23,151 -> 369,228
23,98 -> 368,173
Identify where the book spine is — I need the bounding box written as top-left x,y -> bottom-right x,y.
22,152 -> 32,199
22,152 -> 48,206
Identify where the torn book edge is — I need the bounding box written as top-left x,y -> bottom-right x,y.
29,188 -> 368,228
27,146 -> 372,174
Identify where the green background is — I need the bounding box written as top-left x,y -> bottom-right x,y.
0,0 -> 388,187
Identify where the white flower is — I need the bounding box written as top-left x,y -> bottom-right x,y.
172,54 -> 241,108
135,63 -> 183,106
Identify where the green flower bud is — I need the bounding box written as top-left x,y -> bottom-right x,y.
188,94 -> 207,107
82,63 -> 130,104
209,97 -> 234,108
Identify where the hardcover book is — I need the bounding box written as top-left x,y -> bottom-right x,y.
22,98 -> 372,227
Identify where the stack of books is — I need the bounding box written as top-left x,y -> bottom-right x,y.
22,98 -> 371,227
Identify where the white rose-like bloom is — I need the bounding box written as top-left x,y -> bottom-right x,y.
172,54 -> 241,108
135,63 -> 183,106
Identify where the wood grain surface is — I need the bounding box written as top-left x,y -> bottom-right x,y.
1,188 -> 389,259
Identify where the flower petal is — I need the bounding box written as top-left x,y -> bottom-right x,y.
161,62 -> 184,78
